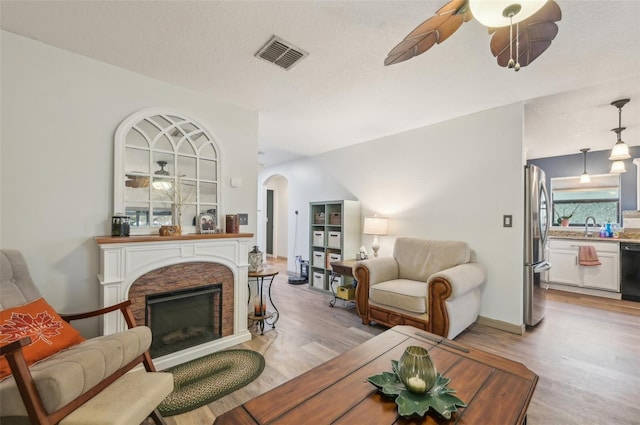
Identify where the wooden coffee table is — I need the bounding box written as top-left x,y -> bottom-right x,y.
214,325 -> 538,425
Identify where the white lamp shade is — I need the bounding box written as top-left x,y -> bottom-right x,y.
609,160 -> 627,174
468,0 -> 547,27
363,216 -> 388,236
152,180 -> 173,190
579,173 -> 591,184
608,141 -> 631,160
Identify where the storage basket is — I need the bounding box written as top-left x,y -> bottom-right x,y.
327,231 -> 341,249
312,231 -> 325,246
312,251 -> 325,268
313,272 -> 325,289
329,212 -> 342,225
336,285 -> 355,301
314,212 -> 325,224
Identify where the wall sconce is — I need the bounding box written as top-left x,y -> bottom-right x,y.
363,215 -> 388,258
579,148 -> 591,184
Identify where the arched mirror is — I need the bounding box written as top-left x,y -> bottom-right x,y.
114,109 -> 220,234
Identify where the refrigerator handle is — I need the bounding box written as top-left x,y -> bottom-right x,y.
533,261 -> 552,273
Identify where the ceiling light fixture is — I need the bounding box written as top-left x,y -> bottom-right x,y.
608,98 -> 631,163
468,0 -> 548,28
579,148 -> 591,184
153,161 -> 172,190
469,0 -> 547,72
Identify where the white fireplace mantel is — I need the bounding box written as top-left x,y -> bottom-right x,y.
95,233 -> 253,369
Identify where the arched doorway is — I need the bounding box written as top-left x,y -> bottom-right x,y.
259,174 -> 289,262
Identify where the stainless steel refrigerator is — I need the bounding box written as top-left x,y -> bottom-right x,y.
524,164 -> 551,326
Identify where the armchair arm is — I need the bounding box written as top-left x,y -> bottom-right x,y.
59,300 -> 139,329
429,263 -> 487,299
353,257 -> 399,323
0,337 -> 50,424
427,262 -> 487,338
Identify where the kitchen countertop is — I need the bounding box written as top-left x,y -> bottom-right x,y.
549,229 -> 640,244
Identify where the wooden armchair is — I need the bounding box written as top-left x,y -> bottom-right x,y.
0,249 -> 173,425
353,238 -> 487,339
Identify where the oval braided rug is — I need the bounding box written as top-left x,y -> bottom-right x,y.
158,349 -> 265,416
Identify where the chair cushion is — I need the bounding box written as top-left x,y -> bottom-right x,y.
369,279 -> 428,314
0,326 -> 152,416
393,238 -> 470,282
0,298 -> 85,379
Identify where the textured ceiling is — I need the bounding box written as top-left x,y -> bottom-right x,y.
2,0 -> 639,166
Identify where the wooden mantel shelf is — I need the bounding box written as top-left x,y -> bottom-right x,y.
95,233 -> 254,244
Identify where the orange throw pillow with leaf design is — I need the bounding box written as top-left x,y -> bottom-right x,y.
0,298 -> 85,379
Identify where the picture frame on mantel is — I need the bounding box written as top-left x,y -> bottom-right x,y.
198,212 -> 216,234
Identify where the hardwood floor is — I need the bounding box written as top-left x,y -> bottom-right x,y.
160,260 -> 640,425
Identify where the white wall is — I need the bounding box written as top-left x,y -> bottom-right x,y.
259,104 -> 525,327
0,32 -> 259,336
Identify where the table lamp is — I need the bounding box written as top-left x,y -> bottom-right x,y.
363,216 -> 388,257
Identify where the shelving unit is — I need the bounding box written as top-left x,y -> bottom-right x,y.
309,200 -> 360,291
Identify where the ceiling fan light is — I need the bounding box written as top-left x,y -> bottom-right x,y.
608,141 -> 631,160
468,0 -> 547,27
579,173 -> 591,184
609,160 -> 627,174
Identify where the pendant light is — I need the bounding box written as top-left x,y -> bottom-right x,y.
579,148 -> 591,184
608,98 -> 631,168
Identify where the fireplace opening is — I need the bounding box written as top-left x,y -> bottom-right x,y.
146,283 -> 222,358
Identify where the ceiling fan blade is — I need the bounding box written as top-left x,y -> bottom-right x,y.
520,39 -> 553,66
385,32 -> 438,66
493,22 -> 558,67
384,0 -> 471,66
492,21 -> 558,58
435,14 -> 466,44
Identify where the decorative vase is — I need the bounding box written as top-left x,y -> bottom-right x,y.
248,246 -> 263,273
397,346 -> 437,395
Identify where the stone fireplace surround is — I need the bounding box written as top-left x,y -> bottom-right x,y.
96,233 -> 253,369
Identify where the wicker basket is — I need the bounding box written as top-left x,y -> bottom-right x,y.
314,212 -> 325,224
329,213 -> 341,225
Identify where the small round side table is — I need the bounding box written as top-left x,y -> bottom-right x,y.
248,267 -> 280,335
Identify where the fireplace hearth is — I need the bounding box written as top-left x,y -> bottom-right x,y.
146,283 -> 222,358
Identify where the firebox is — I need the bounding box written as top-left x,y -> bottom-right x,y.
146,283 -> 222,358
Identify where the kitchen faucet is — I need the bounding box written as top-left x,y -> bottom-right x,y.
585,216 -> 597,237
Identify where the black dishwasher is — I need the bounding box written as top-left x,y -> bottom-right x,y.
621,243 -> 640,301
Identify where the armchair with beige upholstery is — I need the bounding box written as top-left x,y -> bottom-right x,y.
0,249 -> 173,425
353,237 -> 487,339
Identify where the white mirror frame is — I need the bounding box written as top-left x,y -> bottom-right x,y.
114,108 -> 222,235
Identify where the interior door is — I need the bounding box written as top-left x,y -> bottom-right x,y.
266,189 -> 274,256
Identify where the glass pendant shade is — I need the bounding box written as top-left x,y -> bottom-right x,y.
610,160 -> 627,174
468,0 -> 547,27
608,140 -> 631,160
579,173 -> 591,184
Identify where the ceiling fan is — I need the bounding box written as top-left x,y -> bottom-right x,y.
385,0 -> 562,71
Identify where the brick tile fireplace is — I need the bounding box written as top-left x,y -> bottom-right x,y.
96,234 -> 253,369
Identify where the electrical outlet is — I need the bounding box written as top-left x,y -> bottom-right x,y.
503,215 -> 512,227
238,214 -> 248,225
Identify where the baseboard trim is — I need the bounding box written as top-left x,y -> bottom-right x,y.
475,315 -> 525,335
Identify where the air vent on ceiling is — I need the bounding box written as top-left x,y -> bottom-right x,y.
255,36 -> 309,70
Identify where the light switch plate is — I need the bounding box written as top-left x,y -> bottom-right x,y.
238,214 -> 248,225
503,215 -> 512,227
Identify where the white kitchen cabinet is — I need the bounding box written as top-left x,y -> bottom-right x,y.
546,239 -> 619,292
